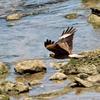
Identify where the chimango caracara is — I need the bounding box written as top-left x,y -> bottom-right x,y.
44,26 -> 81,59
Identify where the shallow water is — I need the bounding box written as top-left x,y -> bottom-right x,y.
0,0 -> 100,100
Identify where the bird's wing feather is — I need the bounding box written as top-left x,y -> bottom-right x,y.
57,27 -> 76,54
44,39 -> 58,53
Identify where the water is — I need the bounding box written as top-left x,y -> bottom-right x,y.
0,0 -> 100,100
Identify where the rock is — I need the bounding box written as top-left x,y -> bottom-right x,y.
0,81 -> 29,94
88,14 -> 100,27
14,60 -> 46,74
6,13 -> 24,21
29,80 -> 41,86
77,73 -> 89,79
87,74 -> 100,83
74,77 -> 93,88
77,64 -> 98,75
49,72 -> 67,80
62,49 -> 100,75
64,13 -> 78,19
0,94 -> 9,100
15,82 -> 29,93
0,62 -> 8,75
50,61 -> 69,70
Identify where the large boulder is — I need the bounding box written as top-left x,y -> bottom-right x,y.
14,60 -> 46,74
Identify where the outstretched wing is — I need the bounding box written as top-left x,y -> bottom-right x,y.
44,39 -> 66,54
57,26 -> 76,54
44,27 -> 76,55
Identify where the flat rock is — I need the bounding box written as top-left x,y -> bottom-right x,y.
74,77 -> 93,88
49,72 -> 67,80
14,60 -> 46,74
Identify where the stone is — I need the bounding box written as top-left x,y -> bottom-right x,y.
62,49 -> 100,75
88,14 -> 100,27
64,13 -> 78,19
15,82 -> 29,93
0,62 -> 8,75
14,60 -> 46,74
0,94 -> 9,100
6,13 -> 24,21
87,74 -> 100,83
49,72 -> 67,80
74,77 -> 93,87
0,81 -> 29,94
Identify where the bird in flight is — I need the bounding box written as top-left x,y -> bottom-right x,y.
44,26 -> 81,59
90,8 -> 100,17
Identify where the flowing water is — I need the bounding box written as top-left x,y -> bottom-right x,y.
0,0 -> 100,100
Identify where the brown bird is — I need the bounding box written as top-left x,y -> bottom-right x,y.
44,26 -> 77,59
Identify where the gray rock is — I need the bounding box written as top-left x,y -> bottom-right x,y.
14,60 -> 46,74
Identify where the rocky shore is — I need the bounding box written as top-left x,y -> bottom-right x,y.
0,49 -> 99,100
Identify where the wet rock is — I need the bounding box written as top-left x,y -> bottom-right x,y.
0,81 -> 29,94
0,94 -> 9,100
64,13 -> 78,19
14,60 -> 46,74
70,77 -> 93,88
87,74 -> 100,83
49,72 -> 67,80
6,13 -> 25,21
0,62 -> 8,75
